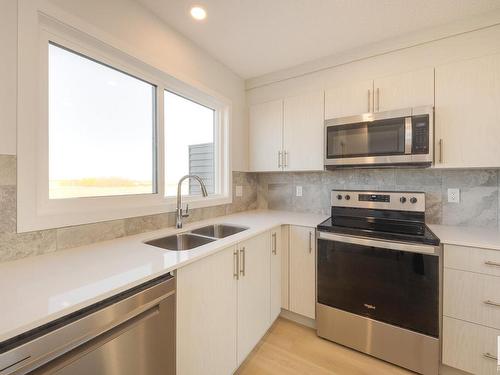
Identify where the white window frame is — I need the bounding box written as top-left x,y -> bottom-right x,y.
17,6 -> 232,232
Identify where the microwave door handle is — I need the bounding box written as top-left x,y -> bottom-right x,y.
404,117 -> 412,155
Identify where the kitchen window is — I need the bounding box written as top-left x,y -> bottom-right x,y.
17,19 -> 231,232
48,43 -> 157,199
164,90 -> 217,197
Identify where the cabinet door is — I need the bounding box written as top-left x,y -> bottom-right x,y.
289,226 -> 316,319
270,226 -> 282,321
325,80 -> 373,119
373,67 -> 434,112
435,54 -> 500,167
249,100 -> 283,172
281,225 -> 290,310
283,91 -> 324,171
177,246 -> 238,375
237,232 -> 271,364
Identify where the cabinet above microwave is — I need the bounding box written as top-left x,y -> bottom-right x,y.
324,106 -> 434,169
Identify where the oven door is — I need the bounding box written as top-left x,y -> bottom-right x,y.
317,231 -> 439,338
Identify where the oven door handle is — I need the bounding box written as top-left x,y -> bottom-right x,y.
318,231 -> 439,255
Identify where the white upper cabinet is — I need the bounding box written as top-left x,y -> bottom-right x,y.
249,99 -> 283,172
249,91 -> 324,172
283,91 -> 324,171
435,53 -> 500,168
373,68 -> 435,112
325,80 -> 373,119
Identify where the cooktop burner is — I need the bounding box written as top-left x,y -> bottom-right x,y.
317,190 -> 440,246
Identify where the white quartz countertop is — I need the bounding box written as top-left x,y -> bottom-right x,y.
0,210 -> 327,343
429,224 -> 500,251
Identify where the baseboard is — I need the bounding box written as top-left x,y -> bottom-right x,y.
280,309 -> 316,329
439,364 -> 471,375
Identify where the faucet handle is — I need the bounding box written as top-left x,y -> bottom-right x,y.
182,204 -> 190,218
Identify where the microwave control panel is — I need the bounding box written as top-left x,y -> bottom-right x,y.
412,114 -> 429,154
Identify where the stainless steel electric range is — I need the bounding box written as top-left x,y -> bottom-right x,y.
316,190 -> 441,375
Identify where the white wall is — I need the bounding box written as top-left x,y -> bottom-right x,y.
246,17 -> 500,105
0,0 -> 18,155
1,0 -> 249,170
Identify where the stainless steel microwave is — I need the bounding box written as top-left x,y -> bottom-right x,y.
324,106 -> 434,168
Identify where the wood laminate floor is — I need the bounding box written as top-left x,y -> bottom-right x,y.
236,318 -> 415,375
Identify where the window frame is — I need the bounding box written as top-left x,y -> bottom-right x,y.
17,11 -> 232,232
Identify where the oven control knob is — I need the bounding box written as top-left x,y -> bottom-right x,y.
345,194 -> 351,200
400,197 -> 407,203
337,194 -> 342,200
410,197 -> 418,204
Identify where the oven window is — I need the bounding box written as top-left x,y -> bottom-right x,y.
327,117 -> 406,158
317,239 -> 439,337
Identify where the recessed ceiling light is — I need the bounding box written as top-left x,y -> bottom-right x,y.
190,6 -> 206,20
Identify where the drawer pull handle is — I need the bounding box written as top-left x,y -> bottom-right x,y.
485,260 -> 500,267
483,352 -> 498,361
484,300 -> 500,307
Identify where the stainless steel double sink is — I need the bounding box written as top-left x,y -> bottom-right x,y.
144,224 -> 248,251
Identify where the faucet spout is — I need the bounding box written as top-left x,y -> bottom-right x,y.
176,175 -> 209,229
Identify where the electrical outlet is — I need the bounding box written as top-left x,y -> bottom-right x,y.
447,188 -> 460,203
235,185 -> 243,197
296,186 -> 303,197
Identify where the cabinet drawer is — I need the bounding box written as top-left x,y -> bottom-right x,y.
444,268 -> 500,329
443,316 -> 499,375
445,244 -> 500,277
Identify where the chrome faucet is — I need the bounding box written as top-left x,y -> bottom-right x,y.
176,175 -> 208,229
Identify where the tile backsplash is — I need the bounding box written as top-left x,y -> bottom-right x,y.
0,155 -> 257,262
2,151 -> 499,263
256,168 -> 500,228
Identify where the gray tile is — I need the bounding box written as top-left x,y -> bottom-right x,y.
354,169 -> 396,190
124,213 -> 173,236
0,155 -> 16,186
441,186 -> 498,228
292,184 -> 328,213
0,186 -> 16,233
442,169 -> 498,188
0,230 -> 57,262
56,220 -> 126,250
395,169 -> 442,187
293,172 -> 323,185
267,183 -> 293,211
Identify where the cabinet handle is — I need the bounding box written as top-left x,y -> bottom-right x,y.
484,300 -> 500,308
278,150 -> 282,168
309,231 -> 313,254
485,260 -> 500,267
283,151 -> 288,168
438,139 -> 443,163
233,249 -> 239,280
483,352 -> 498,361
376,87 -> 380,112
367,89 -> 371,112
272,232 -> 277,255
240,247 -> 246,276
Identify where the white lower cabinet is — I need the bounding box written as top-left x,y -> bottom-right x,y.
289,225 -> 316,319
176,246 -> 238,375
177,230 -> 275,375
443,244 -> 500,375
237,233 -> 271,364
270,226 -> 282,322
443,317 -> 500,375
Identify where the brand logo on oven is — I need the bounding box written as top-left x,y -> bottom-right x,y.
363,303 -> 376,310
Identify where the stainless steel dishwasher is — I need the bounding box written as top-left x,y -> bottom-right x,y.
0,274 -> 175,375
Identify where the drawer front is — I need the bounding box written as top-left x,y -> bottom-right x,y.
444,268 -> 500,329
445,244 -> 500,277
443,316 -> 499,375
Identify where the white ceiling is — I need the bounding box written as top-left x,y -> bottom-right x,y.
137,0 -> 500,79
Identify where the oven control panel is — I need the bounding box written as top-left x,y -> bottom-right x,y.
332,190 -> 425,212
